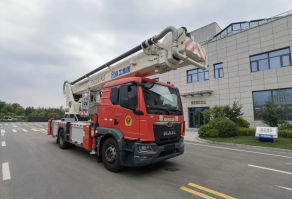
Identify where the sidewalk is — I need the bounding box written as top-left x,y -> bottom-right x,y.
184,129 -> 206,143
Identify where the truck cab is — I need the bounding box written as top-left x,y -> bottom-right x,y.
96,77 -> 184,168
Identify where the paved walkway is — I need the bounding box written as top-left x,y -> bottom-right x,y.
184,129 -> 206,143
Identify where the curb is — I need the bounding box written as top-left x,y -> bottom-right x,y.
199,139 -> 292,153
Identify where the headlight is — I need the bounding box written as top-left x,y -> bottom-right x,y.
138,145 -> 154,152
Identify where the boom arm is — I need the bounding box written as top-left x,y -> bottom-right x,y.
64,26 -> 207,115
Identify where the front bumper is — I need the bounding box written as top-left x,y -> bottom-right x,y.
120,137 -> 184,167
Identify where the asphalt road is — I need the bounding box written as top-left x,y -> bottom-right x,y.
0,122 -> 291,199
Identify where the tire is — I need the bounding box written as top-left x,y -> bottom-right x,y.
58,129 -> 70,149
102,137 -> 121,172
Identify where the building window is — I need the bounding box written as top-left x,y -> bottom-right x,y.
214,63 -> 223,79
250,47 -> 291,72
253,88 -> 292,120
187,67 -> 209,83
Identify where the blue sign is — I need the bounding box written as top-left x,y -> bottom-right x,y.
258,134 -> 274,142
111,66 -> 131,79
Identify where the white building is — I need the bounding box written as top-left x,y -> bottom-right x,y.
152,11 -> 292,129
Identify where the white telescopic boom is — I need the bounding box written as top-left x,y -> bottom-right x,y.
64,26 -> 207,115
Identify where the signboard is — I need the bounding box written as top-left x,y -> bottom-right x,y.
256,127 -> 278,139
191,100 -> 206,105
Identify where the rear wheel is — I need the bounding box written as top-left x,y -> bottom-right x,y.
58,129 -> 70,149
102,137 -> 121,172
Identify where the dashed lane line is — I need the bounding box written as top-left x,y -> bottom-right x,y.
23,123 -> 47,134
22,128 -> 28,132
185,142 -> 292,159
2,162 -> 11,181
1,141 -> 6,147
248,164 -> 292,175
12,129 -> 17,133
275,185 -> 292,191
1,129 -> 4,136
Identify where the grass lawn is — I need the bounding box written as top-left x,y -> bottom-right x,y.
202,136 -> 292,150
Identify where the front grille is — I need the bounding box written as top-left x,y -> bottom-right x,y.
153,122 -> 181,145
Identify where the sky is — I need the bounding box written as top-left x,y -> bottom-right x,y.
0,0 -> 290,108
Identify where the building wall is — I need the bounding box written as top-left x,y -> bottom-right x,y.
152,14 -> 292,129
189,22 -> 222,44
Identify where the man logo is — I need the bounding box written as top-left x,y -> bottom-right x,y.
125,115 -> 132,126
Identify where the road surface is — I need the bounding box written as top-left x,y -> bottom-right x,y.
0,122 -> 291,199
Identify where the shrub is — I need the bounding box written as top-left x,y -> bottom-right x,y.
278,122 -> 292,130
202,101 -> 243,123
209,117 -> 238,137
198,124 -> 212,137
202,109 -> 211,124
262,101 -> 282,127
205,129 -> 219,137
238,127 -> 256,136
236,117 -> 250,128
278,129 -> 292,138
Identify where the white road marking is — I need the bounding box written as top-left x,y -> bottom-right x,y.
2,162 -> 11,181
275,185 -> 292,191
31,129 -> 38,132
12,129 -> 17,133
1,141 -> 6,147
40,128 -> 47,131
248,164 -> 292,175
12,125 -> 17,128
1,129 -> 5,133
185,142 -> 292,159
22,128 -> 28,132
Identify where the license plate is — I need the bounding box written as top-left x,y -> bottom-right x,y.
164,144 -> 175,151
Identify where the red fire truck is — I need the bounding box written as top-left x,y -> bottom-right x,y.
48,26 -> 207,172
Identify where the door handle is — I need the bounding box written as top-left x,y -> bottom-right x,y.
114,118 -> 119,125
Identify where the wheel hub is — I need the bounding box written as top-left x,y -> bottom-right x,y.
105,145 -> 116,163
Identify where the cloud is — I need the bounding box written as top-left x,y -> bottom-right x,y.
0,0 -> 290,107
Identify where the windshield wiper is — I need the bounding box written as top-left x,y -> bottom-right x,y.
146,107 -> 170,115
168,109 -> 182,115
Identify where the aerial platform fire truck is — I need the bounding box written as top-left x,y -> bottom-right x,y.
48,26 -> 207,172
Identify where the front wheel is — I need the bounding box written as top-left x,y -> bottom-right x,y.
102,137 -> 121,172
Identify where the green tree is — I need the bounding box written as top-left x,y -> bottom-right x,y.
226,101 -> 243,122
262,101 -> 282,127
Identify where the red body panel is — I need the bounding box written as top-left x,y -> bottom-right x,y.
82,125 -> 92,150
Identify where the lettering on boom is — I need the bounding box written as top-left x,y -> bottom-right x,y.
111,66 -> 131,79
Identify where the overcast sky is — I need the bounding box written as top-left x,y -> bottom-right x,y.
0,0 -> 290,108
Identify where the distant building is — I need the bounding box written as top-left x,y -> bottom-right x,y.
151,11 -> 292,129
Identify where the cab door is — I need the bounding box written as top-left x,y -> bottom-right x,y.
114,84 -> 140,140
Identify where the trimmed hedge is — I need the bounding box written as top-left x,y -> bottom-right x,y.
238,127 -> 256,136
208,117 -> 238,137
238,128 -> 292,138
279,122 -> 292,130
278,129 -> 292,138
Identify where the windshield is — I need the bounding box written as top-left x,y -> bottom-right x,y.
143,83 -> 182,115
